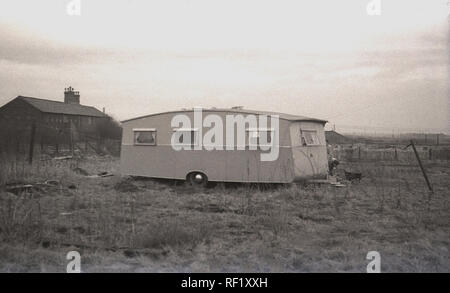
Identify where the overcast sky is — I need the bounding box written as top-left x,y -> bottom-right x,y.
0,0 -> 448,133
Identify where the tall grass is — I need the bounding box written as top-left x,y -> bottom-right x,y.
0,192 -> 43,244
134,218 -> 212,249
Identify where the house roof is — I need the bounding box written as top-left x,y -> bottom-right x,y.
17,96 -> 105,117
325,130 -> 351,144
122,108 -> 327,124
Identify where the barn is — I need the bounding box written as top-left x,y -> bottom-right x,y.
120,108 -> 329,185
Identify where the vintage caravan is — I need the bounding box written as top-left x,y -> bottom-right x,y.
120,108 -> 328,185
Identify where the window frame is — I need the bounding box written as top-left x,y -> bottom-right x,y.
133,128 -> 157,146
300,129 -> 320,146
172,128 -> 199,147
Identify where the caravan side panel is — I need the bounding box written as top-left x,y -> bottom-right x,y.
120,114 -> 177,179
120,111 -> 296,183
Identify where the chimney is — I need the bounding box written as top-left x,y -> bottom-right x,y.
64,86 -> 80,104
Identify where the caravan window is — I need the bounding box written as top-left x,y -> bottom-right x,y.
134,129 -> 157,145
301,130 -> 320,146
247,129 -> 273,148
173,129 -> 198,147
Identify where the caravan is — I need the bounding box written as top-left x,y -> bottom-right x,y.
120,108 -> 328,185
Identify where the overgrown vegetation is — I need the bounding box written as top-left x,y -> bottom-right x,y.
0,154 -> 449,272
96,116 -> 123,140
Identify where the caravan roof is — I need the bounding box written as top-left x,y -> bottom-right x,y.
122,108 -> 327,124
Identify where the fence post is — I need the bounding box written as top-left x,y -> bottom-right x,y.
28,122 -> 36,164
409,140 -> 433,194
69,121 -> 74,156
55,127 -> 59,155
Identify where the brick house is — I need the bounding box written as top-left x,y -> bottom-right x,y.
0,87 -> 106,133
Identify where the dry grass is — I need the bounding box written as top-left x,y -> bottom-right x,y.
0,153 -> 449,272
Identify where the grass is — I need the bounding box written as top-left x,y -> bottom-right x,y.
0,153 -> 449,272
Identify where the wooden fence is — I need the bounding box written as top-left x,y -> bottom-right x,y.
0,121 -> 121,163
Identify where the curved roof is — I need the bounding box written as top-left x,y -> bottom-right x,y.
122,108 -> 327,124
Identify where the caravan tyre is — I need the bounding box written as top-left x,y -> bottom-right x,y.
187,172 -> 208,187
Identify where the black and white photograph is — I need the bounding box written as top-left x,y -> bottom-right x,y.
0,0 -> 449,277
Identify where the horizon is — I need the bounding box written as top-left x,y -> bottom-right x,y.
0,0 -> 449,134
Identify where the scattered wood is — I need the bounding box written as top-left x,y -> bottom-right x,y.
5,179 -> 63,195
331,183 -> 346,187
53,155 -> 73,160
5,184 -> 34,194
31,180 -> 60,191
87,171 -> 114,178
44,180 -> 59,186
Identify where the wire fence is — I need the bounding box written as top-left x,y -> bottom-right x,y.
331,144 -> 450,162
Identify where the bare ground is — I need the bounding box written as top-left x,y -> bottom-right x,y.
0,155 -> 449,272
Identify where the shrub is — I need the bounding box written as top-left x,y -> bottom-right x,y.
95,116 -> 122,140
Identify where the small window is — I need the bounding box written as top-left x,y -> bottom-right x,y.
173,128 -> 198,147
134,129 -> 157,145
301,130 -> 320,146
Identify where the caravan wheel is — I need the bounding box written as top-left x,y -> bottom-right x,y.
187,172 -> 208,187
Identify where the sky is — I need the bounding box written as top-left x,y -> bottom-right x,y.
0,0 -> 448,134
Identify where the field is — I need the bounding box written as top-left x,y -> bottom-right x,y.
0,154 -> 449,272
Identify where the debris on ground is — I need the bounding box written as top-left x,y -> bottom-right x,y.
344,170 -> 363,181
44,180 -> 59,186
4,179 -> 65,195
331,183 -> 346,187
305,175 -> 346,187
5,183 -> 34,194
87,171 -> 114,178
53,156 -> 73,160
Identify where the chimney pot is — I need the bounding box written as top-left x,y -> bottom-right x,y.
64,86 -> 80,104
